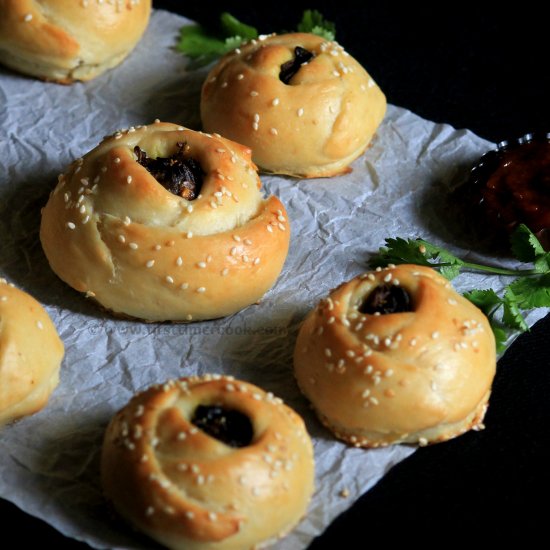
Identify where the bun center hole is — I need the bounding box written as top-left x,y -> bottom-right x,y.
191,404 -> 254,448
279,46 -> 314,84
359,284 -> 412,315
134,142 -> 204,200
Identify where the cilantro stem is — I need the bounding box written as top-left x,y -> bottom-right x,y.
430,262 -> 538,277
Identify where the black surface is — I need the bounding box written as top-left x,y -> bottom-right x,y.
2,1 -> 549,546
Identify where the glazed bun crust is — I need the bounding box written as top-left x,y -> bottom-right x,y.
294,265 -> 496,447
101,375 -> 315,550
40,122 -> 290,322
0,279 -> 64,426
201,33 -> 386,178
0,0 -> 151,83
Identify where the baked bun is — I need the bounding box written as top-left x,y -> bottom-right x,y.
0,278 -> 64,427
294,265 -> 496,447
40,121 -> 290,322
0,0 -> 151,83
101,375 -> 315,550
201,33 -> 386,178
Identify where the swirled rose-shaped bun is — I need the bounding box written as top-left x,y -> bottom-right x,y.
40,122 -> 290,322
201,33 -> 386,178
294,265 -> 496,447
0,279 -> 64,426
101,375 -> 315,550
0,0 -> 151,83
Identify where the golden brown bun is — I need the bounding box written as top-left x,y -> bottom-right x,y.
201,33 -> 386,178
0,278 -> 64,426
294,265 -> 496,447
101,375 -> 315,550
0,0 -> 151,83
40,122 -> 290,322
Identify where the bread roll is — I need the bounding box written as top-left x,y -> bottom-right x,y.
201,33 -> 386,178
0,0 -> 151,83
0,278 -> 64,426
101,375 -> 315,550
40,121 -> 290,322
294,265 -> 496,447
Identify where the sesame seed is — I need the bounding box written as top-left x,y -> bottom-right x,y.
297,108 -> 304,117
269,127 -> 278,135
185,511 -> 195,519
383,273 -> 392,282
166,276 -> 174,284
236,73 -> 244,80
267,225 -> 273,233
431,331 -> 440,339
197,287 -> 206,293
272,98 -> 280,106
230,247 -> 238,256
66,222 -> 76,230
252,122 -> 259,131
180,283 -> 189,290
253,258 -> 260,265
418,437 -> 428,446
24,13 -> 33,22
197,262 -> 206,268
176,257 -> 183,266
250,90 -> 259,96
146,260 -> 155,268
367,273 -> 376,281
187,232 -> 193,238
210,200 -> 218,209
253,113 -> 260,122
146,506 -> 154,516
123,216 -> 131,225
385,369 -> 394,377
216,148 -> 225,153
221,82 -> 228,88
448,298 -> 457,306
129,242 -> 138,250
114,157 -> 121,164
36,320 -> 44,330
410,338 -> 417,346
79,205 -> 86,214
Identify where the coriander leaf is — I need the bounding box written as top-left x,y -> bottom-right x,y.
502,288 -> 529,332
310,24 -> 336,41
297,9 -> 336,40
416,239 -> 464,280
510,223 -> 545,262
463,289 -> 502,317
224,36 -> 245,51
492,326 -> 509,354
534,252 -> 550,273
220,12 -> 258,40
370,237 -> 434,268
507,273 -> 550,309
177,25 -> 226,62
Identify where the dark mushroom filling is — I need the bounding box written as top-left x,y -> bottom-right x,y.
134,142 -> 204,200
359,284 -> 412,315
191,404 -> 254,448
279,46 -> 314,84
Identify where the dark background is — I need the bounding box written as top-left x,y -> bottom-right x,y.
2,1 -> 549,546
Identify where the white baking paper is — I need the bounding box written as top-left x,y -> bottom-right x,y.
0,10 -> 546,550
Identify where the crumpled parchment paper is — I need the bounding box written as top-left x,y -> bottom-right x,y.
0,9 -> 545,550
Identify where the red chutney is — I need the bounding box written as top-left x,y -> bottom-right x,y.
480,141 -> 550,238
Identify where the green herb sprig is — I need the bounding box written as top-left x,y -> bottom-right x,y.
177,10 -> 336,68
370,224 -> 550,352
